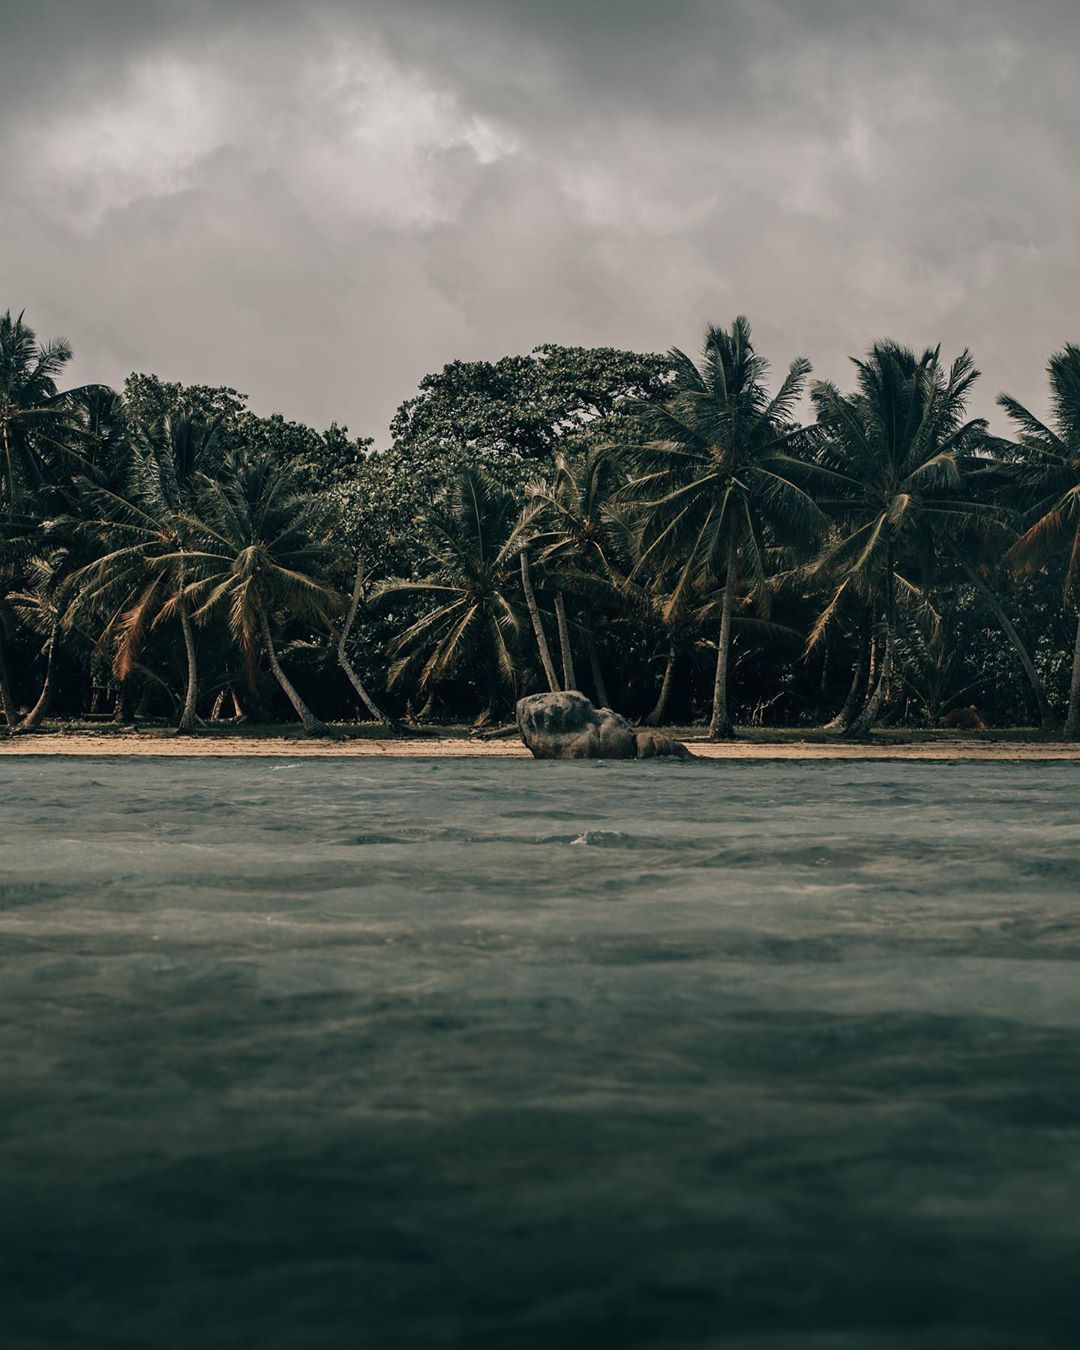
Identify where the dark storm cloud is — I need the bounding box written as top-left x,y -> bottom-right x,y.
2,1 -> 1078,439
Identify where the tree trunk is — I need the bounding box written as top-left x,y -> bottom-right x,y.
849,558 -> 896,737
1065,611 -> 1080,740
849,625 -> 894,735
708,545 -> 737,740
0,632 -> 17,728
113,681 -> 133,725
520,549 -> 559,691
17,622 -> 59,730
825,620 -> 869,731
258,605 -> 327,736
643,644 -> 677,726
582,623 -> 609,707
554,591 -> 577,691
337,555 -> 397,729
964,562 -> 1053,729
3,419 -> 15,519
177,600 -> 199,733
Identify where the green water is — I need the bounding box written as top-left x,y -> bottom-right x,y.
3,757 -> 1079,1348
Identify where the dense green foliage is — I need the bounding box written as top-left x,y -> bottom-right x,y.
3,307 -> 1079,737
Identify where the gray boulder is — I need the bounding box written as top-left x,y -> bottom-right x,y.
516,691 -> 693,760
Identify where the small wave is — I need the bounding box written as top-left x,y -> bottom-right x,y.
570,829 -> 637,848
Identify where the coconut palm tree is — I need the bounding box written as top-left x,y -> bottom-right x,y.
9,552 -> 70,730
0,566 -> 18,728
0,310 -> 92,515
373,468 -> 525,719
623,318 -> 821,738
185,450 -> 340,735
999,345 -> 1080,737
518,542 -> 559,693
521,448 -> 624,705
944,514 -> 1054,729
66,410 -> 223,732
809,342 -> 988,734
335,553 -> 399,730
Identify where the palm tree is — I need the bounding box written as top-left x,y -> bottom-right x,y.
373,468 -> 525,719
185,451 -> 340,735
809,342 -> 988,734
518,542 -> 559,693
0,566 -> 18,728
0,310 -> 89,515
9,552 -> 69,730
67,410 -> 222,732
335,554 -> 399,730
999,345 -> 1080,737
623,318 -> 820,738
522,448 -> 624,706
947,518 -> 1053,729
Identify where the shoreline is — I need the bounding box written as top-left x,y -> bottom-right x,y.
3,730 -> 1080,760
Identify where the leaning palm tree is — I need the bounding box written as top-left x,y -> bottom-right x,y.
999,345 -> 1080,737
335,553 -> 399,730
9,552 -> 71,730
66,411 -> 222,733
623,318 -> 821,738
809,342 -> 988,734
185,451 -> 340,736
0,561 -> 19,727
373,468 -> 525,719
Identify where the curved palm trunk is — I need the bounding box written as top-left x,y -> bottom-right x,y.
17,622 -> 59,730
338,556 -> 397,730
520,550 -> 559,692
258,605 -> 327,736
554,591 -> 577,691
177,600 -> 199,733
582,623 -> 609,708
0,632 -> 17,728
963,563 -> 1053,729
825,621 -> 869,732
643,643 -> 677,726
708,546 -> 737,740
1065,611 -> 1080,740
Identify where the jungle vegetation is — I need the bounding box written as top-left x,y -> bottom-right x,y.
3,306 -> 1080,739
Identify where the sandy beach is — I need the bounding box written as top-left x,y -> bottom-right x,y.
3,730 -> 1080,760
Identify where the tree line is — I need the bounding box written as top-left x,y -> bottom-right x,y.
3,307 -> 1080,739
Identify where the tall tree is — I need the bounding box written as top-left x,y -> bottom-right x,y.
522,449 -> 625,705
624,318 -> 820,738
68,410 -> 223,733
0,310 -> 91,516
185,451 -> 341,736
999,345 -> 1080,737
809,342 -> 988,734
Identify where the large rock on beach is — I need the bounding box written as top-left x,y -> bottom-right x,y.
516,691 -> 693,760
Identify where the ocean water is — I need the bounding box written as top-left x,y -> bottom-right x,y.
2,756 -> 1080,1350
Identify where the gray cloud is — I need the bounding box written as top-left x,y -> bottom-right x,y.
2,1 -> 1078,441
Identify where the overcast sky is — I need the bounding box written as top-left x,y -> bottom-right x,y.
2,1 -> 1078,442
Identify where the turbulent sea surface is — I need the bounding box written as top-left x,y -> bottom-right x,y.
3,757 -> 1080,1349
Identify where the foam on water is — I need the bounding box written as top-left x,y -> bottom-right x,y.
2,757 -> 1080,1348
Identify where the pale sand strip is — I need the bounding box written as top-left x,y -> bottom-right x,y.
2,734 -> 1080,760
